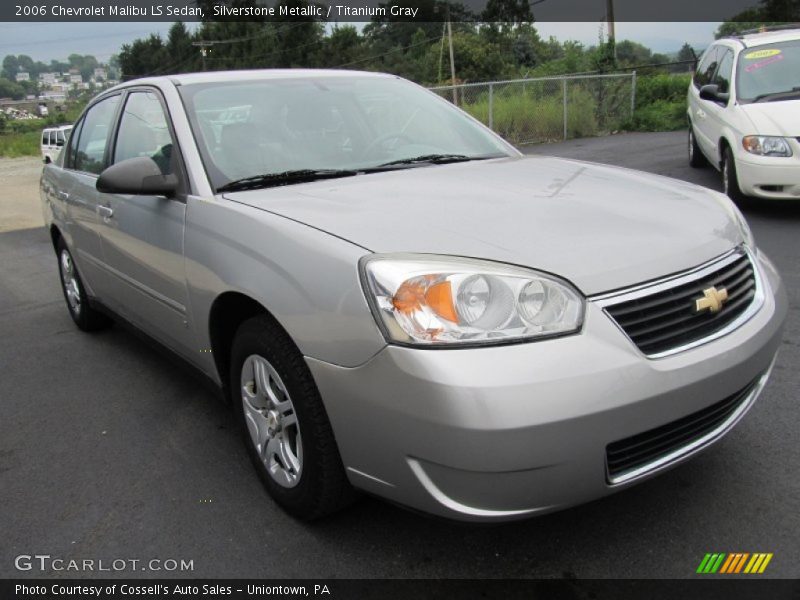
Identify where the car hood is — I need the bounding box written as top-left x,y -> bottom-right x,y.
224,156 -> 743,295
739,99 -> 800,136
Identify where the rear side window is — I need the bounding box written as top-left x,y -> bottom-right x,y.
694,46 -> 720,89
42,131 -> 49,145
73,95 -> 120,175
113,91 -> 175,176
66,119 -> 84,168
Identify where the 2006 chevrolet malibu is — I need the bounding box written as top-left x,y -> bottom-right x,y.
40,70 -> 786,521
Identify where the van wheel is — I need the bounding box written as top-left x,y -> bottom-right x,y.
230,314 -> 355,520
688,128 -> 706,167
722,146 -> 748,206
56,239 -> 112,331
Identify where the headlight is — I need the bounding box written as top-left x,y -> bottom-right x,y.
742,136 -> 793,157
361,255 -> 585,346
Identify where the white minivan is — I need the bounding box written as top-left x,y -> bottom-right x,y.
687,26 -> 800,202
41,125 -> 73,164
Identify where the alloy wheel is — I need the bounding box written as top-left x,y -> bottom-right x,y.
59,250 -> 81,316
240,354 -> 303,488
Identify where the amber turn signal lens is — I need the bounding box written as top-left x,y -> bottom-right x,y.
392,278 -> 458,323
425,280 -> 458,322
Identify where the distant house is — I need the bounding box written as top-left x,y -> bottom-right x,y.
15,72 -> 30,82
69,74 -> 82,84
93,67 -> 107,81
39,91 -> 66,102
39,72 -> 58,85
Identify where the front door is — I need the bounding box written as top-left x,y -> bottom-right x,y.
95,89 -> 195,358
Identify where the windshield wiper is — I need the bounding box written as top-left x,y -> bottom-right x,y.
752,86 -> 800,103
217,169 -> 359,193
377,153 -> 498,168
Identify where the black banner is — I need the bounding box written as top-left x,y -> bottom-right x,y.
3,0 -> 795,23
3,579 -> 800,600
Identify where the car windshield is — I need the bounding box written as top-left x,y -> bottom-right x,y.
736,40 -> 800,102
178,75 -> 512,191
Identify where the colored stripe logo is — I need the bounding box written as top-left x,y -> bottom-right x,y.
697,553 -> 773,574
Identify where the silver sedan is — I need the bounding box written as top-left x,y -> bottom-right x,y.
40,70 -> 786,521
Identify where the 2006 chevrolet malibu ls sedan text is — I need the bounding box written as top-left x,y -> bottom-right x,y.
40,70 -> 786,521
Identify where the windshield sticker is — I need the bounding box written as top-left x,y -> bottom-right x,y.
743,49 -> 782,60
744,53 -> 784,72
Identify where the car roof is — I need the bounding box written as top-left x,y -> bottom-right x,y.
739,28 -> 800,47
104,69 -> 395,94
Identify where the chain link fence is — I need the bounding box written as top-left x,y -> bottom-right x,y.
429,73 -> 637,145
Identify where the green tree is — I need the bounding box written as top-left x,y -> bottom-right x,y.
0,77 -> 25,99
615,40 -> 652,66
319,25 -> 366,68
118,35 -> 169,79
2,55 -> 19,80
677,43 -> 696,64
481,0 -> 533,24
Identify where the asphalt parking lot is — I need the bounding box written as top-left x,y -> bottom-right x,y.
1,131 -> 798,579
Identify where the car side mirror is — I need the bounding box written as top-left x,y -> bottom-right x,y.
699,84 -> 730,104
97,156 -> 178,197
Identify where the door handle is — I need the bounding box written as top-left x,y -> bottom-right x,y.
57,191 -> 69,201
97,205 -> 114,221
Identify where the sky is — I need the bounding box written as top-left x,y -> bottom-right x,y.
0,21 -> 721,65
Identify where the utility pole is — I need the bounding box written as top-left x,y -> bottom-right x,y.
606,0 -> 616,61
192,41 -> 213,71
446,4 -> 457,104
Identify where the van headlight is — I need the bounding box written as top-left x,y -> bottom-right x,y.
361,255 -> 585,346
742,136 -> 793,157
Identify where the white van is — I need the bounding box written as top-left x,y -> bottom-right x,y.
41,125 -> 73,164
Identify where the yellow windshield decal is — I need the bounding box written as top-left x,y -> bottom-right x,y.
743,49 -> 782,60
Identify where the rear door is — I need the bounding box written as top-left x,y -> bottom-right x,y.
95,88 -> 195,356
60,94 -> 121,299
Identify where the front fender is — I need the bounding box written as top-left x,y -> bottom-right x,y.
184,195 -> 386,378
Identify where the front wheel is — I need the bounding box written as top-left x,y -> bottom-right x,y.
230,314 -> 355,520
722,146 -> 748,206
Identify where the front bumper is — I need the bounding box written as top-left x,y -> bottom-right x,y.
307,252 -> 787,521
736,154 -> 800,199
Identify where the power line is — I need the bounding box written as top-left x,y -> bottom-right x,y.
335,35 -> 442,68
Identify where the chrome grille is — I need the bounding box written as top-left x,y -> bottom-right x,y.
600,250 -> 758,357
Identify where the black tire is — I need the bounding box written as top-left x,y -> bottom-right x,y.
688,127 -> 706,168
722,146 -> 748,206
56,238 -> 112,332
230,314 -> 355,520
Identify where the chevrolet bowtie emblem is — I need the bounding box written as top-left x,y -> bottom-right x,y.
695,286 -> 729,314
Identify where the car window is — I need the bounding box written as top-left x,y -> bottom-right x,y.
73,95 -> 120,175
694,46 -> 719,89
113,91 -> 174,176
736,40 -> 800,102
180,76 -> 512,189
713,49 -> 734,94
66,118 -> 84,169
42,131 -> 49,146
